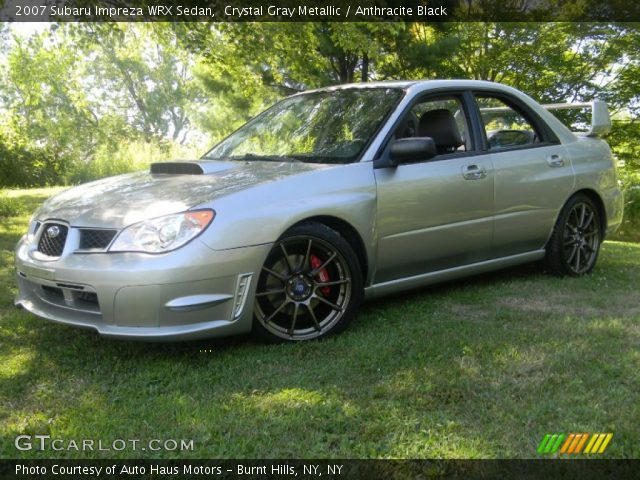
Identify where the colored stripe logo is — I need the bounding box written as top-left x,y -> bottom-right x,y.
537,433 -> 613,454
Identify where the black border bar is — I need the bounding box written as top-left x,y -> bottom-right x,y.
1,0 -> 640,22
2,459 -> 640,479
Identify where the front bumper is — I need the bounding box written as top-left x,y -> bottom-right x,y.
14,235 -> 272,341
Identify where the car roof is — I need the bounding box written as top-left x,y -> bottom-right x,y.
305,79 -> 516,93
304,80 -> 417,92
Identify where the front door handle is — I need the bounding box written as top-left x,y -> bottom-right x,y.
547,154 -> 565,167
462,164 -> 487,180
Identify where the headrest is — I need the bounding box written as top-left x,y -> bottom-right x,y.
418,109 -> 463,152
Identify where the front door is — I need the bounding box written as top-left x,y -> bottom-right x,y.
374,94 -> 495,283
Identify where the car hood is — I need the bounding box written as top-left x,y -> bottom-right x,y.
36,160 -> 329,228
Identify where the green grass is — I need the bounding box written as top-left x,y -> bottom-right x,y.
1,188 -> 639,459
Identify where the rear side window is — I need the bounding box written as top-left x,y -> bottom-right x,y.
476,96 -> 540,151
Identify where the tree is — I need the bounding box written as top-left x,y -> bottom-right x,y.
68,23 -> 204,144
397,22 -> 639,108
183,22 -> 405,138
0,23 -> 205,185
1,28 -> 102,184
0,21 -> 638,191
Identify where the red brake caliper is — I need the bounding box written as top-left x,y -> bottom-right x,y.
310,254 -> 331,297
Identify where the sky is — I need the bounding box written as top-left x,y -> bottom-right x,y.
9,22 -> 50,38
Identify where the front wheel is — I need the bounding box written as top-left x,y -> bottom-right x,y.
544,194 -> 602,276
252,223 -> 363,342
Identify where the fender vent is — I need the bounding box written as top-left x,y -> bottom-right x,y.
150,162 -> 204,175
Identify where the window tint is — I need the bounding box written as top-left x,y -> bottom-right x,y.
476,96 -> 540,150
394,97 -> 470,155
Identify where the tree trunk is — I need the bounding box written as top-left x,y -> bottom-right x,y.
362,52 -> 369,82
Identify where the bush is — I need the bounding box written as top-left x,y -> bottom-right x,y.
65,141 -> 200,185
0,126 -> 77,188
0,139 -> 65,188
612,171 -> 640,242
0,191 -> 26,218
607,121 -> 640,242
0,129 -> 201,188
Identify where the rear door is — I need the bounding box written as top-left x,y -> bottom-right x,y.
373,92 -> 495,283
472,92 -> 575,256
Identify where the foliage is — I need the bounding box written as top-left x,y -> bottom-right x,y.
0,133 -> 58,187
0,190 -> 25,218
185,22 -> 407,137
616,185 -> 640,242
66,23 -> 205,143
397,23 -> 640,108
608,120 -> 640,241
66,140 -> 200,185
1,29 -> 98,183
608,120 -> 640,173
0,23 -> 206,188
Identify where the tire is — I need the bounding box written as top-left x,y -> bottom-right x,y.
252,222 -> 363,343
544,194 -> 603,277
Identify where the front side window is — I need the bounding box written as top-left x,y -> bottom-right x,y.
204,88 -> 403,164
476,95 -> 540,150
393,96 -> 471,155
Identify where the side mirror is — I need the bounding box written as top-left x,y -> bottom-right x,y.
385,137 -> 437,167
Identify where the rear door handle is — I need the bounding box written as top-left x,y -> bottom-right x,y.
462,164 -> 487,180
547,154 -> 565,167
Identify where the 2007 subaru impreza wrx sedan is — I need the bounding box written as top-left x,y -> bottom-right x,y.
15,80 -> 623,342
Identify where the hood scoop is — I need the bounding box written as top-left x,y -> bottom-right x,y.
150,162 -> 204,175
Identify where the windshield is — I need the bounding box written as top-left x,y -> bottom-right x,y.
203,88 -> 403,164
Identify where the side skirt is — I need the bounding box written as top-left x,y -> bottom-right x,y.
364,250 -> 545,300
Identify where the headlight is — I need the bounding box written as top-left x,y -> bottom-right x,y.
109,210 -> 215,253
26,214 -> 41,242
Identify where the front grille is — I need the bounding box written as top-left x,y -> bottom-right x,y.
37,223 -> 68,257
79,229 -> 117,250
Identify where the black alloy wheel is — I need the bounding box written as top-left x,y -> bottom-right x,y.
545,194 -> 602,276
253,223 -> 363,342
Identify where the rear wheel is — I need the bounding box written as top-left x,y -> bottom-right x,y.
252,223 -> 363,342
544,194 -> 602,276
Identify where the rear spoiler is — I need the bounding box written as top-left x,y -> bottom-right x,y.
479,100 -> 611,137
541,100 -> 611,137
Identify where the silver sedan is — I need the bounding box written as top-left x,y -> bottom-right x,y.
14,80 -> 624,342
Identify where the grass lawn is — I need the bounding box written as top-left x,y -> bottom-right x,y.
1,187 -> 639,459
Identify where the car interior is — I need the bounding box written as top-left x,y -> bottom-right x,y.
477,95 -> 541,150
393,97 -> 470,155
